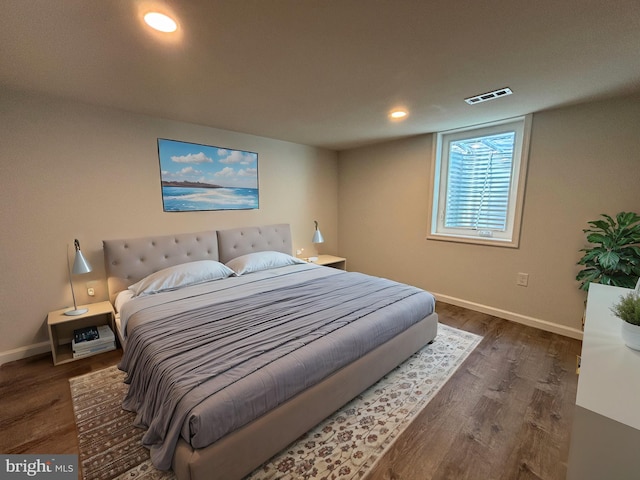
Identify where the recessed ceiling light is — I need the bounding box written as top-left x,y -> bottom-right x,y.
389,110 -> 408,120
144,12 -> 178,33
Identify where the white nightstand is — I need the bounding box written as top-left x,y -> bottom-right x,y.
47,301 -> 117,365
312,255 -> 347,270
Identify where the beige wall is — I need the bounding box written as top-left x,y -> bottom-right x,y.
2,89 -> 638,361
338,94 -> 640,338
0,89 -> 338,361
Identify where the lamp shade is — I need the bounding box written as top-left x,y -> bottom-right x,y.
312,220 -> 324,244
72,239 -> 92,274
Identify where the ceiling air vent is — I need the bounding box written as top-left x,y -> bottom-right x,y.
464,87 -> 513,105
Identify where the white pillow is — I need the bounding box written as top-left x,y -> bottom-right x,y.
114,289 -> 134,312
226,251 -> 306,275
128,260 -> 235,297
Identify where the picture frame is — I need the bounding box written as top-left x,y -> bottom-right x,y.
157,138 -> 259,212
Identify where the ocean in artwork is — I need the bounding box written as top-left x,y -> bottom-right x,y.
162,186 -> 259,211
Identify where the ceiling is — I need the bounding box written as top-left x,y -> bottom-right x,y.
2,0 -> 639,151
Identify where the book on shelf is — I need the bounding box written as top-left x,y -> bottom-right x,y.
72,325 -> 115,356
73,343 -> 116,359
73,326 -> 99,343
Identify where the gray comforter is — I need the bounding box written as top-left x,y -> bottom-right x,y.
118,266 -> 435,470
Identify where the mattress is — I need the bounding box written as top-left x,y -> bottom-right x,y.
117,263 -> 436,470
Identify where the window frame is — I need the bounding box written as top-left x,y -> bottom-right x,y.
428,114 -> 532,248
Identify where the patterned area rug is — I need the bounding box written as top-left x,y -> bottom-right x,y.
70,324 -> 481,480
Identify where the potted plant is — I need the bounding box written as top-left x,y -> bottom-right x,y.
576,212 -> 640,292
611,291 -> 640,350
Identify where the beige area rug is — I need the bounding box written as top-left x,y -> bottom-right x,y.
70,324 -> 481,480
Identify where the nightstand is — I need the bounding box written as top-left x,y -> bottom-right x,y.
312,254 -> 347,270
47,301 -> 116,365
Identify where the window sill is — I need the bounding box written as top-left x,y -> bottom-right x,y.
426,232 -> 519,248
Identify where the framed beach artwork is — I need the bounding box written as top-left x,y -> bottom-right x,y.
157,138 -> 259,212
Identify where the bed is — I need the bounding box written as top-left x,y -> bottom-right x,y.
103,224 -> 438,480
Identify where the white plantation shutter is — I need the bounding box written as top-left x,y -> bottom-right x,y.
429,115 -> 531,247
444,132 -> 515,231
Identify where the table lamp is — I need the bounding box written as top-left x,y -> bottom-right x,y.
65,239 -> 92,316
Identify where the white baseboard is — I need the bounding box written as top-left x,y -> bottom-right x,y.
0,341 -> 51,366
433,292 -> 584,340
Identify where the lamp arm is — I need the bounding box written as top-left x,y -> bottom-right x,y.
67,244 -> 79,311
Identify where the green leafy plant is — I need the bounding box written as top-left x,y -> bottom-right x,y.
611,292 -> 640,326
576,212 -> 640,291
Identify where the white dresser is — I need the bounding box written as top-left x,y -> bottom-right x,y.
567,283 -> 640,480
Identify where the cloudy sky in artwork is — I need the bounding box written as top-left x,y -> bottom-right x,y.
158,138 -> 258,189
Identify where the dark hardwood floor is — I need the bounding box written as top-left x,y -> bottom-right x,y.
0,303 -> 581,480
368,303 -> 582,480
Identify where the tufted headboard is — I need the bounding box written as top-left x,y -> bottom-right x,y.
103,230 -> 219,303
103,224 -> 294,303
216,224 -> 293,264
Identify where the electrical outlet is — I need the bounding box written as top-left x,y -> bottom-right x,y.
516,272 -> 529,287
86,280 -> 99,297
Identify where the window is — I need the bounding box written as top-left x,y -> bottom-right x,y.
428,115 -> 531,247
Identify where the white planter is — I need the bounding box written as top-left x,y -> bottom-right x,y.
621,321 -> 640,351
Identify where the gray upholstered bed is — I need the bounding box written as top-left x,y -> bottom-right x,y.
103,224 -> 438,480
